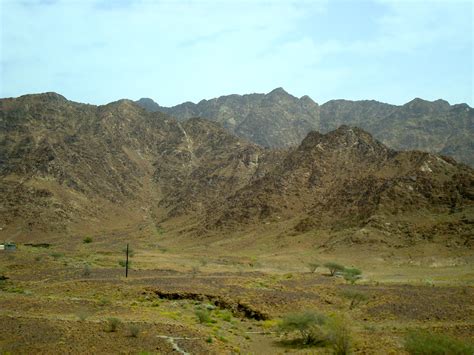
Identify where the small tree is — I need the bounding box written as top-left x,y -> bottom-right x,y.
278,311 -> 327,344
83,236 -> 93,244
343,268 -> 362,284
308,263 -> 320,273
324,262 -> 345,276
341,290 -> 368,309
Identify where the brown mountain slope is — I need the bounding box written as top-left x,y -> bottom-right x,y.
206,126 -> 473,247
0,93 -> 275,241
1,93 -> 472,249
137,90 -> 474,167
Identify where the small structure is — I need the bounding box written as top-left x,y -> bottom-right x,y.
0,242 -> 16,251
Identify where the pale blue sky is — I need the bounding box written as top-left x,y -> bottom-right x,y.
1,0 -> 472,106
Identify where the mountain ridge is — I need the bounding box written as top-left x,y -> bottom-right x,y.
136,89 -> 473,167
1,93 -> 472,250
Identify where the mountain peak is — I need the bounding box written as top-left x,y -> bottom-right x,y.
136,97 -> 161,112
267,87 -> 290,96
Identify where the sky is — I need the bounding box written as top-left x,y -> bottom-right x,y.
1,0 -> 473,106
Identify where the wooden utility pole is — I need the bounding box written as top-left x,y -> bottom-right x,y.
125,243 -> 129,278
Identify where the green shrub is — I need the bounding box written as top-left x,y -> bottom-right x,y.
278,311 -> 327,345
343,268 -> 362,284
83,236 -> 93,244
195,309 -> 212,324
122,247 -> 135,257
308,263 -> 320,273
77,309 -> 91,321
118,260 -> 132,268
128,324 -> 140,337
98,297 -> 111,306
83,265 -> 91,277
50,252 -> 64,260
341,290 -> 368,309
324,262 -> 345,276
217,310 -> 232,322
342,290 -> 368,309
191,266 -> 200,278
404,329 -> 474,354
106,317 -> 121,332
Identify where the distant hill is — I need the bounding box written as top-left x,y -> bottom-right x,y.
137,89 -> 474,167
1,93 -> 473,249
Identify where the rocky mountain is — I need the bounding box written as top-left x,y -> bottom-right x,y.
1,93 -> 473,248
139,88 -> 321,148
207,126 -> 473,248
137,90 -> 474,167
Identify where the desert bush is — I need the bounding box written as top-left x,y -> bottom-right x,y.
217,310 -> 232,322
341,290 -> 368,309
191,265 -> 200,278
128,324 -> 140,337
83,264 -> 91,277
98,297 -> 111,306
404,329 -> 474,354
324,262 -> 345,276
278,311 -> 327,345
83,236 -> 93,244
200,258 -> 208,267
122,247 -> 135,257
118,260 -> 132,268
77,309 -> 91,321
106,317 -> 121,332
50,252 -> 64,260
195,309 -> 212,324
326,315 -> 351,355
308,263 -> 320,273
343,268 -> 362,284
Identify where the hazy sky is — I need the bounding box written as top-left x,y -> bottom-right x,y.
1,0 -> 472,106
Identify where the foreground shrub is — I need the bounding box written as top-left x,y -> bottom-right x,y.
83,236 -> 93,244
404,329 -> 474,355
278,311 -> 327,345
326,315 -> 351,355
324,262 -> 345,276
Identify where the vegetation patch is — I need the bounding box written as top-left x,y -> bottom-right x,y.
404,329 -> 474,355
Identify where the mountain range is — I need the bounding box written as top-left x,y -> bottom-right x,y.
1,92 -> 473,249
137,88 -> 474,167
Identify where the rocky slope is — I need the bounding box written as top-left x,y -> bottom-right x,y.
139,88 -> 320,148
1,93 -> 473,248
207,126 -> 473,249
137,90 -> 473,167
0,93 -> 276,240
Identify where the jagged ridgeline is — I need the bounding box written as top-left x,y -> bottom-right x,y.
1,92 -> 473,248
137,88 -> 474,167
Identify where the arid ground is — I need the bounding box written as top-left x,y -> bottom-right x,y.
1,223 -> 472,354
